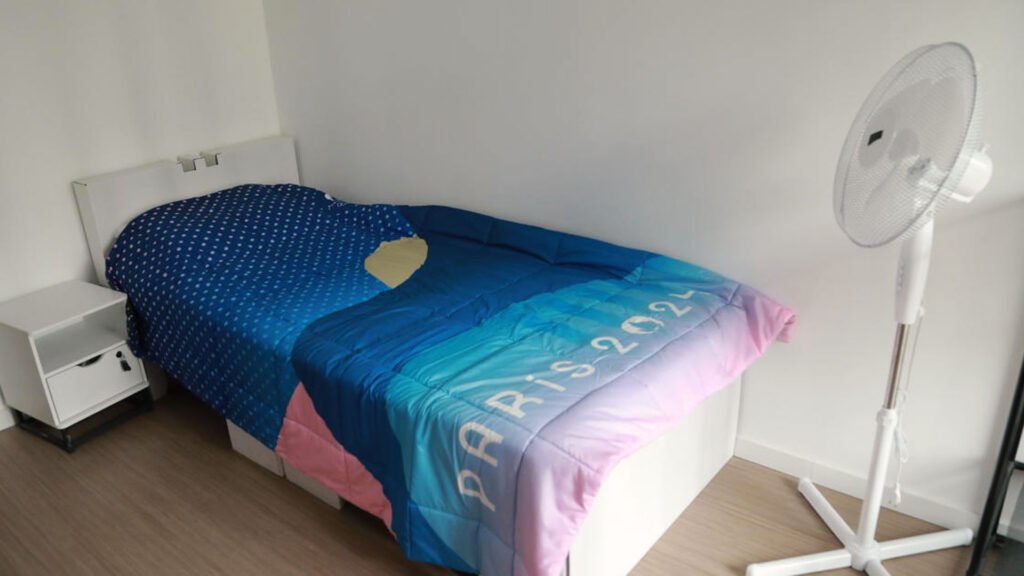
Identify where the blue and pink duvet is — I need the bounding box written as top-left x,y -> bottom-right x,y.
108,184 -> 794,575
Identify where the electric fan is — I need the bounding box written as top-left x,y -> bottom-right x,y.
747,42 -> 993,576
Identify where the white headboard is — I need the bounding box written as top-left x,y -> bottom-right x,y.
73,135 -> 300,286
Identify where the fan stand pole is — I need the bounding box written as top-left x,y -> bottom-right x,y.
746,323 -> 975,576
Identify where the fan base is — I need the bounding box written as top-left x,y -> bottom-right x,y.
746,479 -> 974,576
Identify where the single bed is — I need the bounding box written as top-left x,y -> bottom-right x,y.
73,136 -> 793,576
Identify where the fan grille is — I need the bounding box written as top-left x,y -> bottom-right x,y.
834,43 -> 981,247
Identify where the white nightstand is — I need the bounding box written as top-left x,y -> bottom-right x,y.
0,280 -> 151,452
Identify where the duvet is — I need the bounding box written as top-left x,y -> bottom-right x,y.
107,184 -> 794,576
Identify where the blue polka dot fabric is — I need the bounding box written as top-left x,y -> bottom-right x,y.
106,184 -> 414,447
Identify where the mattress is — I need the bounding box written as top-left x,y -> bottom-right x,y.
107,184 -> 794,576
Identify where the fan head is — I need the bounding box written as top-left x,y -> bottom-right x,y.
833,42 -> 988,248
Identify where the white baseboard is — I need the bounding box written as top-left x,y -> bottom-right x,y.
0,407 -> 13,431
734,436 -> 979,531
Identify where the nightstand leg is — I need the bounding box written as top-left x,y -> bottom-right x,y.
62,429 -> 76,453
13,411 -> 73,453
11,389 -> 151,453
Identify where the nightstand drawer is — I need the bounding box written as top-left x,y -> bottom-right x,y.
47,344 -> 143,423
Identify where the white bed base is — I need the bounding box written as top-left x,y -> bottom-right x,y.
226,420 -> 343,510
227,380 -> 741,576
72,135 -> 741,576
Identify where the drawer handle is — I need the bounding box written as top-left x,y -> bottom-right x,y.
77,354 -> 103,368
116,351 -> 132,372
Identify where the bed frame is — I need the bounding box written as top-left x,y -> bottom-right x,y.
72,135 -> 741,576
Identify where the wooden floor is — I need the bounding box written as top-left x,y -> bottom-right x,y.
0,390 -> 983,575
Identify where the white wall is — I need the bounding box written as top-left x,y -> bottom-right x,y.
263,0 -> 1024,526
738,202 -> 1024,528
0,0 -> 281,427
